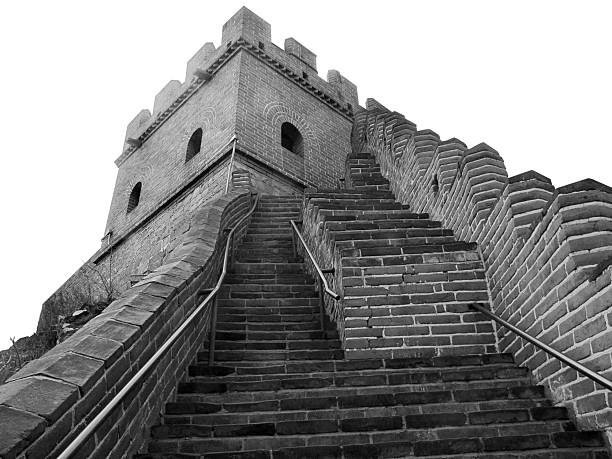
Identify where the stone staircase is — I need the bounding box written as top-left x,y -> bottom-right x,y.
303,151 -> 498,360
136,192 -> 609,458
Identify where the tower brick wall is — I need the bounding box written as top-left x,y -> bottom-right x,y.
38,7 -> 357,332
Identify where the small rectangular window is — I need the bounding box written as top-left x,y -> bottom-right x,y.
302,71 -> 308,80
258,41 -> 264,50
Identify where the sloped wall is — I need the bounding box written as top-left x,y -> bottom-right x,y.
354,103 -> 612,433
0,191 -> 254,458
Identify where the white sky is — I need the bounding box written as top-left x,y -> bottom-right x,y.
0,0 -> 610,347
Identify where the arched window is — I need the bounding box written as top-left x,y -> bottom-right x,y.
185,128 -> 203,162
127,182 -> 142,213
281,122 -> 304,155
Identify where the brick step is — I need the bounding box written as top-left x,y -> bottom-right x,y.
181,374 -> 535,404
202,349 -> 345,362
216,321 -> 328,332
313,202 -> 410,211
223,275 -> 315,285
309,197 -> 399,206
217,298 -> 320,307
170,390 -> 551,420
220,284 -> 316,294
202,339 -> 342,351
330,227 -> 446,243
244,237 -> 292,242
306,191 -> 393,200
345,260 -> 484,278
317,210 -> 428,221
234,257 -> 303,264
347,153 -> 375,160
349,174 -> 388,183
231,262 -> 306,274
217,305 -> 321,314
182,363 -> 529,394
251,210 -> 301,216
340,249 -> 481,268
151,413 -> 571,442
324,219 -> 444,233
214,330 -> 338,342
215,312 -> 322,322
249,217 -> 299,223
334,235 -> 459,251
172,384 -> 549,412
191,353 -> 515,374
145,430 -> 605,457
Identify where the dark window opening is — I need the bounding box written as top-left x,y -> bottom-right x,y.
185,128 -> 203,162
258,41 -> 265,50
281,122 -> 304,155
127,182 -> 142,213
302,71 -> 308,80
347,103 -> 353,111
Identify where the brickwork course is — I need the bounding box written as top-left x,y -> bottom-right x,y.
1,6 -> 611,459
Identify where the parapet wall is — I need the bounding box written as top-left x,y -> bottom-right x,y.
354,102 -> 612,432
0,191 -> 254,458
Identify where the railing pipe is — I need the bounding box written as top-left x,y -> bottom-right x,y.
470,303 -> 612,392
289,220 -> 339,333
58,192 -> 258,459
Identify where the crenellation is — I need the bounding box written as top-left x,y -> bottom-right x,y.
124,109 -> 152,151
185,42 -> 217,82
284,37 -> 317,71
221,6 -> 271,46
152,79 -> 183,117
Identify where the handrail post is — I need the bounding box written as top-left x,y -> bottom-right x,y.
317,277 -> 325,333
225,137 -> 237,193
208,294 -> 218,366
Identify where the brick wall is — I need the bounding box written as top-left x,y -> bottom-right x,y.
38,157 -> 231,333
235,50 -> 353,189
1,191 -> 255,458
354,103 -> 612,434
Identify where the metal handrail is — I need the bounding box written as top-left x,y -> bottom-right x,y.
289,220 -> 340,332
290,220 -> 340,301
470,303 -> 612,391
58,192 -> 259,459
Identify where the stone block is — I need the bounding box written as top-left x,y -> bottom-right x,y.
0,406 -> 46,458
0,376 -> 77,422
8,353 -> 104,392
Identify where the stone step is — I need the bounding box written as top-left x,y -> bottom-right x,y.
231,263 -> 306,274
216,321 -> 328,332
202,339 -> 342,351
324,219 -> 444,233
217,298 -> 320,307
146,430 -> 605,457
174,383 -> 549,412
201,349 -> 345,362
151,411 -> 570,440
334,235 -> 459,251
223,275 -> 315,285
214,329 -> 339,342
340,249 -> 481,268
330,227 -> 445,243
313,202 -> 410,211
182,363 -> 530,393
217,304 -> 320,314
317,210 -> 428,221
